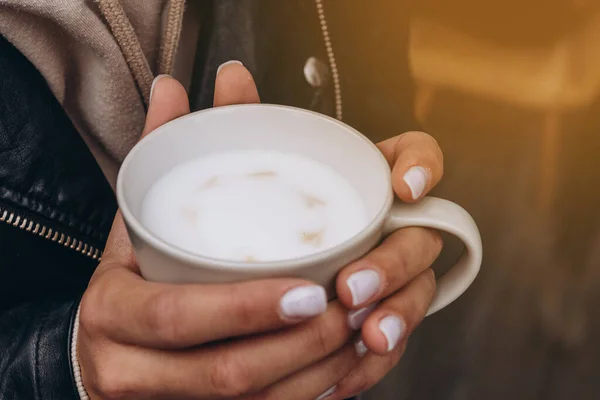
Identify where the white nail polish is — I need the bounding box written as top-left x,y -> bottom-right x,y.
216,60 -> 243,75
280,285 -> 327,319
348,303 -> 377,330
149,74 -> 170,103
355,337 -> 368,357
378,316 -> 405,352
315,385 -> 337,400
346,269 -> 381,306
403,166 -> 429,200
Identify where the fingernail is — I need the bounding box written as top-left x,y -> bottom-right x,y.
280,285 -> 327,319
315,385 -> 337,400
149,74 -> 170,103
216,60 -> 243,75
403,166 -> 429,200
348,303 -> 377,330
379,315 -> 405,352
346,269 -> 381,306
355,337 -> 369,357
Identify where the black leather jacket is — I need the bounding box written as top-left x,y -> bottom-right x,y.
0,2 -> 414,398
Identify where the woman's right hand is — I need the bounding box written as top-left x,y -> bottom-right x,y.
77,73 -> 363,399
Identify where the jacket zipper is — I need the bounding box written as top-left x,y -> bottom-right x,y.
0,206 -> 103,261
315,0 -> 343,121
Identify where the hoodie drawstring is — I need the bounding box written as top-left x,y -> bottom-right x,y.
158,0 -> 186,78
96,0 -> 186,107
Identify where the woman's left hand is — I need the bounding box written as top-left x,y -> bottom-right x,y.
331,131 -> 445,399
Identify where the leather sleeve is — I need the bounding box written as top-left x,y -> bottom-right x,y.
0,32 -> 115,400
0,215 -> 97,400
0,301 -> 79,400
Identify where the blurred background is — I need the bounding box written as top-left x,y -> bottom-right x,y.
364,0 -> 600,399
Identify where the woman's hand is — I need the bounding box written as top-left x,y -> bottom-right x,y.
330,128 -> 445,398
79,215 -> 358,399
77,69 -> 362,400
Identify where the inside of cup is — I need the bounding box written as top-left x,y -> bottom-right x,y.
119,104 -> 391,235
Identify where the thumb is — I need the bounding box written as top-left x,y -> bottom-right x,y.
213,61 -> 260,106
100,211 -> 137,269
103,76 -> 190,266
143,75 -> 191,138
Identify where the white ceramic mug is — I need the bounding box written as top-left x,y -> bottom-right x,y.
117,104 -> 482,315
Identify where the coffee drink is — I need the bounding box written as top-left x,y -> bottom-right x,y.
141,150 -> 368,262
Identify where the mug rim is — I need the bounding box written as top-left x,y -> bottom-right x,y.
116,103 -> 393,273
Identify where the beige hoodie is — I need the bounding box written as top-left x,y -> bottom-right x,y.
0,0 -> 198,184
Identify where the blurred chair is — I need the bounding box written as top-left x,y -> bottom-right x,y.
409,3 -> 600,209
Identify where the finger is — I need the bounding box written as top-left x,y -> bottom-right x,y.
337,227 -> 442,310
81,268 -> 332,349
329,341 -> 408,400
99,76 -> 190,268
143,75 -> 190,137
177,303 -> 350,398
251,342 -> 361,400
361,269 -> 436,355
377,131 -> 444,202
213,61 -> 260,106
82,302 -> 352,399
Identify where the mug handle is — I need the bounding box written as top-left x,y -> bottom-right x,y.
383,196 -> 482,316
